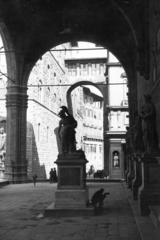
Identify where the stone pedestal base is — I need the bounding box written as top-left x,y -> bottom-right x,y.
45,203 -> 94,217
45,151 -> 93,217
54,188 -> 89,208
138,157 -> 160,215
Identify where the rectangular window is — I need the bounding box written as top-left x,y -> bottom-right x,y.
80,64 -> 88,76
99,145 -> 102,153
68,64 -> 77,76
91,63 -> 100,75
89,98 -> 92,104
95,145 -> 97,153
83,107 -> 86,116
90,109 -> 93,118
84,97 -> 87,104
88,109 -> 90,117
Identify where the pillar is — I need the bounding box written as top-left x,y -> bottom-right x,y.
132,157 -> 142,200
125,155 -> 129,183
5,85 -> 28,183
138,157 -> 160,215
127,156 -> 134,189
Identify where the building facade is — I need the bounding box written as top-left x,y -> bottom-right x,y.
65,42 -> 129,178
27,45 -> 69,179
65,42 -> 105,174
81,86 -> 104,173
106,52 -> 129,178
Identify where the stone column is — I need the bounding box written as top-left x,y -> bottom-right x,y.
138,157 -> 160,216
125,155 -> 129,183
5,85 -> 28,183
127,156 -> 134,189
132,157 -> 142,200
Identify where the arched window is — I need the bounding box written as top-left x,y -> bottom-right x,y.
38,80 -> 43,103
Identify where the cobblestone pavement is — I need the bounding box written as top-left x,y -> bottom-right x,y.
0,182 -> 159,240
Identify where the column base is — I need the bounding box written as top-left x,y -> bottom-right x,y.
138,156 -> 160,215
138,190 -> 160,216
45,203 -> 94,217
54,188 -> 89,208
4,164 -> 28,183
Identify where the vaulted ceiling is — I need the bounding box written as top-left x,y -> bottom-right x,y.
0,0 -> 148,82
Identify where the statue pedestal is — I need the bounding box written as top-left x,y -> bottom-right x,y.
132,157 -> 142,200
127,156 -> 134,189
138,156 -> 160,215
45,152 -> 94,217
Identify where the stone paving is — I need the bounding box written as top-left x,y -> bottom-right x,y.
0,181 -> 159,240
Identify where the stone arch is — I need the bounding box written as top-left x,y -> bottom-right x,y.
0,22 -> 17,86
66,80 -> 106,170
0,1 -> 140,183
21,0 -> 139,89
66,80 -> 104,114
111,0 -> 139,47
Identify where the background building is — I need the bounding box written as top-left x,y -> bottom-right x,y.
65,42 -> 129,178
65,42 -> 105,174
106,52 -> 129,178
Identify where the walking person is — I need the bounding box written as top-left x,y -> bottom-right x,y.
33,172 -> 37,187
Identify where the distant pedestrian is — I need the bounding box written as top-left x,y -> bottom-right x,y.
33,172 -> 37,186
53,168 -> 57,182
49,168 -> 54,183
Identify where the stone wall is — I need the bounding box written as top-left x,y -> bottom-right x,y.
136,0 -> 160,145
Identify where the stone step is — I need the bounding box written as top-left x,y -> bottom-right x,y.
149,205 -> 160,228
45,203 -> 94,217
0,179 -> 9,187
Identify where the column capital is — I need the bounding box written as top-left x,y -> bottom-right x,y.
6,85 -> 28,94
6,93 -> 28,109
